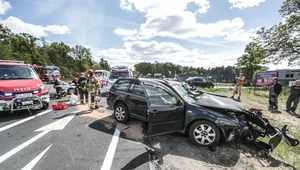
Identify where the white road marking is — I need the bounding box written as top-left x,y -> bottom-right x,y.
0,110 -> 52,133
0,130 -> 51,164
21,144 -> 53,170
0,113 -> 75,164
34,114 -> 75,132
101,129 -> 120,170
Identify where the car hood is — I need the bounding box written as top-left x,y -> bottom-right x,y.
0,79 -> 43,93
194,93 -> 245,112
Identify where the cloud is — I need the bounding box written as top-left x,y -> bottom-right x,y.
0,16 -> 71,37
96,40 -> 243,68
120,0 -> 210,16
0,0 -> 11,15
117,0 -> 260,43
114,12 -> 245,40
228,0 -> 266,9
225,27 -> 260,42
120,0 -> 134,11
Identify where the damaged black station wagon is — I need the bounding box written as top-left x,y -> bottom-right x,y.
107,78 -> 299,153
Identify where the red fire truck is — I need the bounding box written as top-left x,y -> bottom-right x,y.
0,60 -> 50,113
33,65 -> 62,82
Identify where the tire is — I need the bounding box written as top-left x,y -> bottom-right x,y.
68,88 -> 75,94
189,120 -> 220,147
114,103 -> 129,123
41,102 -> 49,110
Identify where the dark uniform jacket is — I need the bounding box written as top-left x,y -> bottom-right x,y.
78,77 -> 88,90
289,85 -> 300,97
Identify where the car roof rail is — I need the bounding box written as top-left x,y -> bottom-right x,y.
0,60 -> 25,64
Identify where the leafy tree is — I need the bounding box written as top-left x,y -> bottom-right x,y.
256,0 -> 300,65
0,24 -> 111,80
69,45 -> 92,72
236,42 -> 268,81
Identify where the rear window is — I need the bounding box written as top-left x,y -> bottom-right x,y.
111,79 -> 132,91
131,81 -> 145,96
110,72 -> 130,79
0,65 -> 39,80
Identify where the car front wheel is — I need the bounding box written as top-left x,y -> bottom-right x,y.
68,88 -> 75,94
189,120 -> 220,147
114,103 -> 129,123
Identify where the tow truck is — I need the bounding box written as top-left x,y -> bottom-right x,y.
33,65 -> 62,82
0,60 -> 50,113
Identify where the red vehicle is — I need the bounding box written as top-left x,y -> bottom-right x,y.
0,60 -> 50,113
33,65 -> 62,82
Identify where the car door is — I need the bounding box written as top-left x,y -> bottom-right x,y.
109,79 -> 134,105
195,78 -> 204,87
201,78 -> 208,87
143,83 -> 185,137
126,80 -> 148,121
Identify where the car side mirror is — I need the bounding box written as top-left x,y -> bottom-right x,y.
177,99 -> 183,106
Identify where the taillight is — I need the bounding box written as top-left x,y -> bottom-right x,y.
190,81 -> 192,84
108,91 -> 110,97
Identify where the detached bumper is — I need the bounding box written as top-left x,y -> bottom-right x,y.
0,93 -> 50,113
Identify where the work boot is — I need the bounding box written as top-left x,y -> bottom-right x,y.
237,97 -> 240,101
231,96 -> 234,99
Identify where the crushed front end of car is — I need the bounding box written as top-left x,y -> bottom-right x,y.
233,108 -> 299,154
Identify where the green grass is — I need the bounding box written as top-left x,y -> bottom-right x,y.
201,87 -> 300,169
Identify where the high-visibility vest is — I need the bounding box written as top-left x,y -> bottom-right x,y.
86,76 -> 100,94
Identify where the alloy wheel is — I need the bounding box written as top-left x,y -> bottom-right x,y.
193,124 -> 216,145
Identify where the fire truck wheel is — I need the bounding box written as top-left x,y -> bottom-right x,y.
41,102 -> 49,110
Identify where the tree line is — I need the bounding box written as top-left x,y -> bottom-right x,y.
0,24 -> 111,80
237,0 -> 299,81
134,61 -> 241,77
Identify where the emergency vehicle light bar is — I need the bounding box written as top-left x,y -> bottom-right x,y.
0,60 -> 24,63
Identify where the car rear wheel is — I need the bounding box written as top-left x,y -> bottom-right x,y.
114,103 -> 129,123
189,120 -> 220,147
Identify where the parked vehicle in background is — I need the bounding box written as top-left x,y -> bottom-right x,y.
33,65 -> 62,82
95,70 -> 110,87
185,77 -> 214,88
106,77 -> 299,152
45,80 -> 76,97
0,60 -> 50,113
108,65 -> 133,85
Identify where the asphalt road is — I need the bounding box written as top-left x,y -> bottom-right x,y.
0,97 -> 150,170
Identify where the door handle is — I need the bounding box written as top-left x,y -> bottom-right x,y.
151,110 -> 159,114
125,94 -> 130,98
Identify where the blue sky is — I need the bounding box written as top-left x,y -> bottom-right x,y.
0,0 -> 291,70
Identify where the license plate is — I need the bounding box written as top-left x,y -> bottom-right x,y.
22,101 -> 33,105
15,93 -> 32,98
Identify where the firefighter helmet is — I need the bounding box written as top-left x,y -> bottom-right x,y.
73,77 -> 78,82
88,69 -> 94,76
80,72 -> 85,77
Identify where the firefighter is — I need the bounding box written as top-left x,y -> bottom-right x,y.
78,72 -> 89,104
86,69 -> 100,110
53,75 -> 62,99
70,77 -> 79,95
